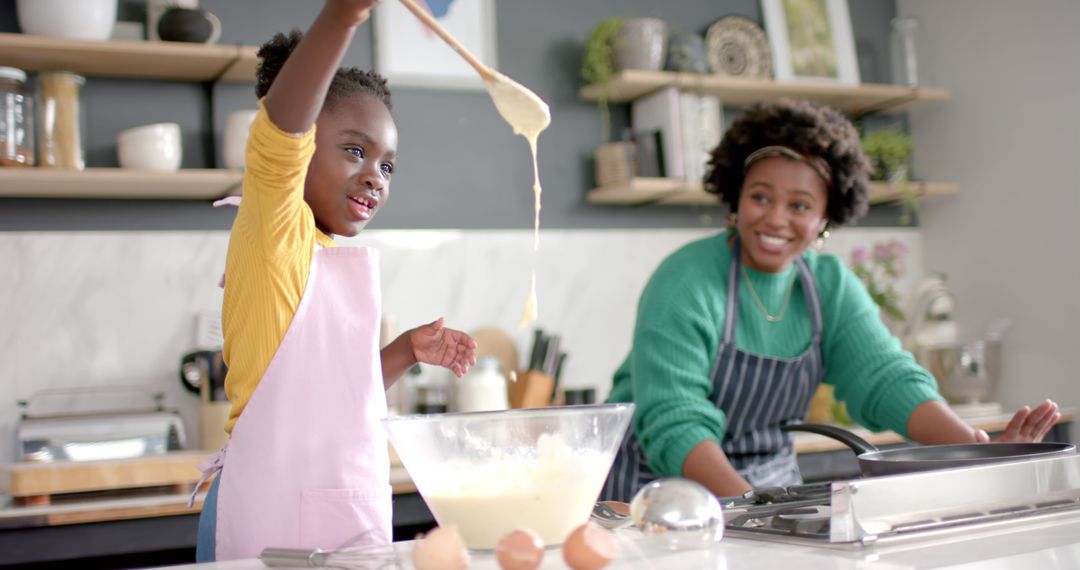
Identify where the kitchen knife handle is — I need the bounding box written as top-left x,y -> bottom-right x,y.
542,335 -> 561,376
528,329 -> 548,371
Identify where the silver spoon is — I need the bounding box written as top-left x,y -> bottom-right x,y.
591,500 -> 632,529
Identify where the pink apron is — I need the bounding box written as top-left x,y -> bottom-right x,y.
193,245 -> 391,560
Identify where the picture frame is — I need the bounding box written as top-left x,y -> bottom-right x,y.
761,0 -> 860,85
374,0 -> 497,90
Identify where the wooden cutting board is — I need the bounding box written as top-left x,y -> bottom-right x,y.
1,451 -> 206,505
470,326 -> 520,384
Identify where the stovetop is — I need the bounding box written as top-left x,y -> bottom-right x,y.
719,454 -> 1080,548
721,482 -> 835,541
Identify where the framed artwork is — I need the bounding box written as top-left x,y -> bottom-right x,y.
374,0 -> 497,90
761,0 -> 860,84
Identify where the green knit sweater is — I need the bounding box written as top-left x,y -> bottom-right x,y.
607,231 -> 943,477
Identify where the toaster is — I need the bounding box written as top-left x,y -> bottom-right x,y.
16,387 -> 187,463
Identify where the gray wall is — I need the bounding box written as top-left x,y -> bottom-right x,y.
0,0 -> 904,231
900,0 -> 1080,412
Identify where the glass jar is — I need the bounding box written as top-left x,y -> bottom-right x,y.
38,71 -> 86,170
0,66 -> 34,167
454,356 -> 508,412
890,17 -> 923,86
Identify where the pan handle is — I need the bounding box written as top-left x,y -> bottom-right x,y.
781,423 -> 880,454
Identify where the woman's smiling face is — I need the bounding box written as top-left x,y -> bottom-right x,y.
735,156 -> 829,273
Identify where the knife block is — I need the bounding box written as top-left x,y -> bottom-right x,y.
508,370 -> 555,409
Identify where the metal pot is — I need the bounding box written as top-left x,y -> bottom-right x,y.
914,339 -> 1001,404
782,423 -> 1075,476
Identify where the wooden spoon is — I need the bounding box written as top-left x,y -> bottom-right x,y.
396,0 -> 496,82
395,0 -> 549,140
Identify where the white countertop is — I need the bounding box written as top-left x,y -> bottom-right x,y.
159,513 -> 1080,570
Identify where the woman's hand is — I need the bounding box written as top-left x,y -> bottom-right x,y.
324,0 -> 383,28
909,399 -> 1061,446
409,318 -> 478,378
983,399 -> 1061,443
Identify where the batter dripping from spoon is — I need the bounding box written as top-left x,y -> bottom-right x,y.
396,0 -> 551,328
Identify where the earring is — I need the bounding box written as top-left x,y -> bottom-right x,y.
815,227 -> 831,250
726,212 -> 738,230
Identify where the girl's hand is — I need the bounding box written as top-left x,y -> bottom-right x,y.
410,318 -> 478,378
990,399 -> 1061,443
325,0 -> 383,28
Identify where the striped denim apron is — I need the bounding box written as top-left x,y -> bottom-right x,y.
601,242 -> 825,502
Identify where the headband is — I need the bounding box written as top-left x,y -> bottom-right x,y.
744,145 -> 834,190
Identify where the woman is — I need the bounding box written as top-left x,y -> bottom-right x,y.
601,99 -> 1059,501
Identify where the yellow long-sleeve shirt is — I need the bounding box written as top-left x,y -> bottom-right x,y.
220,101 -> 336,434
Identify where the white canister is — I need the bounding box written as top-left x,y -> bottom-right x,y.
117,122 -> 182,171
16,0 -> 117,41
454,356 -> 509,413
223,109 -> 257,170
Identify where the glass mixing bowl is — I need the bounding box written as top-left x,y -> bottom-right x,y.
383,403 -> 634,549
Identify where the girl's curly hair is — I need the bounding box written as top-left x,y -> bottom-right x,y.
704,98 -> 870,227
255,29 -> 392,111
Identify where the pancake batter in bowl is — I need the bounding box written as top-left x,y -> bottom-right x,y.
423,433 -> 612,549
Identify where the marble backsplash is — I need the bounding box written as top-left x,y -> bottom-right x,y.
0,227 -> 923,461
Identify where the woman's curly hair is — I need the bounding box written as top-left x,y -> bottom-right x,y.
255,29 -> 392,111
704,98 -> 870,227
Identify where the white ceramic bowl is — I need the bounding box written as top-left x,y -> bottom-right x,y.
223,110 -> 257,170
17,0 -> 117,41
117,122 -> 182,172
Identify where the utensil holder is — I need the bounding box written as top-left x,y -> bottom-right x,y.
508,370 -> 555,409
199,378 -> 230,451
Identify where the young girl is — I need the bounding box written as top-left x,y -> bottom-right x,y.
193,0 -> 477,560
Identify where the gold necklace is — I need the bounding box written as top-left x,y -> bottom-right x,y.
744,270 -> 797,323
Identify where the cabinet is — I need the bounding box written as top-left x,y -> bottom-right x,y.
0,32 -> 258,199
579,69 -> 955,207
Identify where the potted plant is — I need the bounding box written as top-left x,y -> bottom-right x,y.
581,17 -> 624,143
861,125 -> 917,224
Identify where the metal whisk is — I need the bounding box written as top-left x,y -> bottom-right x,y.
260,544 -> 403,570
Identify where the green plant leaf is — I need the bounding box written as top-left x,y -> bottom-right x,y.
581,18 -> 624,87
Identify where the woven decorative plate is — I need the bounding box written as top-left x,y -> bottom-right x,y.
705,15 -> 773,78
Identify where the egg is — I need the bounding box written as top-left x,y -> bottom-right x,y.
495,528 -> 545,570
562,522 -> 617,570
412,525 -> 470,570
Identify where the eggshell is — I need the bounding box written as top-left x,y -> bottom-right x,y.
495,528 -> 545,570
562,522 -> 617,570
412,525 -> 470,570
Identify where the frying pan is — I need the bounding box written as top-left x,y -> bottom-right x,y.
781,423 -> 1076,476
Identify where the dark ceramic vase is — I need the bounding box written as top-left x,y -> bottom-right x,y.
157,7 -> 220,44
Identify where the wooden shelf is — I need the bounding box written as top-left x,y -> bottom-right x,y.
579,69 -> 950,115
867,180 -> 959,204
0,168 -> 242,199
586,178 -> 958,207
0,32 -> 258,83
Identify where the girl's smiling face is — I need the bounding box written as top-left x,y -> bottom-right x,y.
304,94 -> 398,237
735,156 -> 829,273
